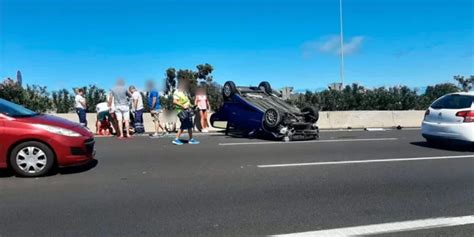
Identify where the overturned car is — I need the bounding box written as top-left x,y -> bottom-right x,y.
210,81 -> 319,141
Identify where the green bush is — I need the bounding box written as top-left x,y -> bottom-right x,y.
0,83 -> 51,113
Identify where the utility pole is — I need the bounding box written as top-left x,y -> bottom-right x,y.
339,0 -> 345,87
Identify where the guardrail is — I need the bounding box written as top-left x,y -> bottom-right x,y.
51,110 -> 425,132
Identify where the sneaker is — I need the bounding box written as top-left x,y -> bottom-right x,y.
202,129 -> 209,133
172,138 -> 184,145
150,133 -> 159,137
161,131 -> 169,136
188,138 -> 200,145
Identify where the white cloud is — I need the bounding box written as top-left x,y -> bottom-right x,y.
303,35 -> 365,57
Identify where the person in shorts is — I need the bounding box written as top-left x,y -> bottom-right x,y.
172,79 -> 199,145
108,79 -> 131,139
74,88 -> 87,127
194,86 -> 211,132
146,80 -> 166,137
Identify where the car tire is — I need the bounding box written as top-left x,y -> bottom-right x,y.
223,81 -> 238,101
259,81 -> 272,94
9,141 -> 55,177
301,106 -> 319,123
264,108 -> 283,128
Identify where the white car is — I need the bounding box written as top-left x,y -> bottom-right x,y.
421,92 -> 474,144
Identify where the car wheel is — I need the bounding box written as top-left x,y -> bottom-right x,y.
223,81 -> 238,100
258,81 -> 272,94
9,141 -> 55,177
264,108 -> 283,128
301,106 -> 320,123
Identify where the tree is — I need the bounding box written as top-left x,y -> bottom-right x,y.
207,82 -> 223,111
0,83 -> 25,105
177,69 -> 198,95
196,63 -> 214,83
23,85 -> 52,112
454,75 -> 474,92
164,68 -> 177,95
75,85 -> 107,112
423,83 -> 459,101
0,83 -> 51,112
52,89 -> 74,113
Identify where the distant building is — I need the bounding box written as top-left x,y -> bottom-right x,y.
280,87 -> 294,100
328,82 -> 343,91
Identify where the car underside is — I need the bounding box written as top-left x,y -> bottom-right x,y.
211,81 -> 319,141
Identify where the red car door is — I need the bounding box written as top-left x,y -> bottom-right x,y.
0,115 -> 7,168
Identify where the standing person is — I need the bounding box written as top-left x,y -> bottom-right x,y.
107,93 -> 119,135
195,87 -> 211,132
146,81 -> 166,137
129,86 -> 145,134
172,79 -> 200,145
108,79 -> 131,139
74,88 -> 87,127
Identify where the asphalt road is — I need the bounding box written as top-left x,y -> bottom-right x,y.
1,129 -> 473,236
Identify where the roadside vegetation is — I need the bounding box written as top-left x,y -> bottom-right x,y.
0,69 -> 472,113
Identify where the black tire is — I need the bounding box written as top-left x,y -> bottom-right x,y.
264,108 -> 283,128
223,81 -> 238,101
258,81 -> 272,94
9,141 -> 55,177
301,106 -> 319,123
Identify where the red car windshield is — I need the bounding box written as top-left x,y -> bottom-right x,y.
0,99 -> 39,118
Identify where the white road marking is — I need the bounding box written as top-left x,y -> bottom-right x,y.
271,215 -> 474,237
219,138 -> 398,146
258,154 -> 474,168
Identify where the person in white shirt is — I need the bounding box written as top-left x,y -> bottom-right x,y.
129,86 -> 145,134
74,88 -> 87,127
95,102 -> 113,135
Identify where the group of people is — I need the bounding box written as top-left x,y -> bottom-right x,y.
74,78 -> 211,145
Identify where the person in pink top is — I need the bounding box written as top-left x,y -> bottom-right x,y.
195,87 -> 211,132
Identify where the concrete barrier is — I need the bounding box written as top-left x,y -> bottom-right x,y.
52,110 -> 425,132
317,111 -> 424,129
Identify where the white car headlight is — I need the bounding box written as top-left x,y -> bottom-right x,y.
33,124 -> 82,137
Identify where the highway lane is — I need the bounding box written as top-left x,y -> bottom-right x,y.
1,130 -> 473,236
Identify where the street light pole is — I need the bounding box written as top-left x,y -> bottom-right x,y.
339,0 -> 345,87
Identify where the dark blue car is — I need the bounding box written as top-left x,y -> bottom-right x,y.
211,81 -> 319,141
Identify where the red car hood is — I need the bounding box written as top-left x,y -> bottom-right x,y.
17,114 -> 80,129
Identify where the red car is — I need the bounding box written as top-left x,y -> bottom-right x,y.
0,99 -> 95,177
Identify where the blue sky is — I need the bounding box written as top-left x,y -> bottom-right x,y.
0,0 -> 472,91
